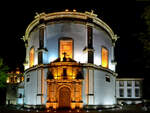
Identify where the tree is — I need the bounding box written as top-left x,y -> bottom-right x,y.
137,5 -> 150,99
0,57 -> 9,88
138,5 -> 150,69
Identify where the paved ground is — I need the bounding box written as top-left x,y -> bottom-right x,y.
0,105 -> 150,113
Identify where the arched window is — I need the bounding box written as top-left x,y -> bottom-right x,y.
29,47 -> 34,67
59,38 -> 73,60
101,47 -> 108,68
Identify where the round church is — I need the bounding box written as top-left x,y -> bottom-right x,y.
23,10 -> 118,109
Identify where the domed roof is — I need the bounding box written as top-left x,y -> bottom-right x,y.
23,10 -> 118,42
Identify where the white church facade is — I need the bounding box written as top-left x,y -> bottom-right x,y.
20,10 -> 119,109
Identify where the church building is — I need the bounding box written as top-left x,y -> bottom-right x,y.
22,10 -> 118,109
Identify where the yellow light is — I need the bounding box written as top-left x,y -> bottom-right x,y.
17,78 -> 20,83
6,77 -> 9,83
72,76 -> 75,79
21,77 -> 24,81
60,40 -> 73,60
65,9 -> 69,12
54,76 -> 58,79
16,71 -> 20,74
29,47 -> 34,67
73,9 -> 76,12
102,47 -> 108,68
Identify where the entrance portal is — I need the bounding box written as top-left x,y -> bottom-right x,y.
59,87 -> 71,109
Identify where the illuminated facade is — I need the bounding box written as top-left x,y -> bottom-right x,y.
46,57 -> 83,109
22,10 -> 118,109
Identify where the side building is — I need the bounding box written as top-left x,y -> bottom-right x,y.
116,77 -> 144,105
6,68 -> 24,105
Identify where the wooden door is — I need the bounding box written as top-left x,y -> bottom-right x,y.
59,87 -> 71,108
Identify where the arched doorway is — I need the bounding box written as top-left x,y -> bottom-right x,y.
59,87 -> 71,109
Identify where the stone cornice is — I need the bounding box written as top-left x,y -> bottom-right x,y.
24,63 -> 117,77
37,48 -> 48,53
116,78 -> 144,81
81,63 -> 117,77
83,47 -> 95,53
23,11 -> 118,42
24,64 -> 49,74
47,79 -> 82,83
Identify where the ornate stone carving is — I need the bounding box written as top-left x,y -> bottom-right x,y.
46,57 -> 83,109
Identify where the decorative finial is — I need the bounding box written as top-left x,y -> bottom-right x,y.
91,10 -> 94,14
35,12 -> 39,16
35,12 -> 40,19
85,10 -> 97,17
22,36 -> 25,41
114,34 -> 119,41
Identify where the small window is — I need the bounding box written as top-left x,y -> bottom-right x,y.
119,81 -> 124,87
135,88 -> 140,97
101,47 -> 108,68
26,75 -> 30,82
62,68 -> 67,79
38,51 -> 43,64
87,25 -> 93,48
19,94 -> 22,98
39,27 -> 44,48
119,88 -> 124,97
127,81 -> 132,87
135,81 -> 140,87
15,76 -> 17,83
26,78 -> 30,82
105,75 -> 110,82
10,77 -> 14,83
127,89 -> 132,97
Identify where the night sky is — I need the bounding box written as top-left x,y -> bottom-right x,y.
0,1 -> 149,77
0,1 -> 150,104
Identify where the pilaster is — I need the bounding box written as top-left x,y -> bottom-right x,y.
83,23 -> 94,64
38,23 -> 48,64
86,68 -> 94,105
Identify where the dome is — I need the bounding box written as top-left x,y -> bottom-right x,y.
23,10 -> 118,71
23,10 -> 118,42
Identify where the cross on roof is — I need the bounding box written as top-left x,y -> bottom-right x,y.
62,52 -> 67,58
